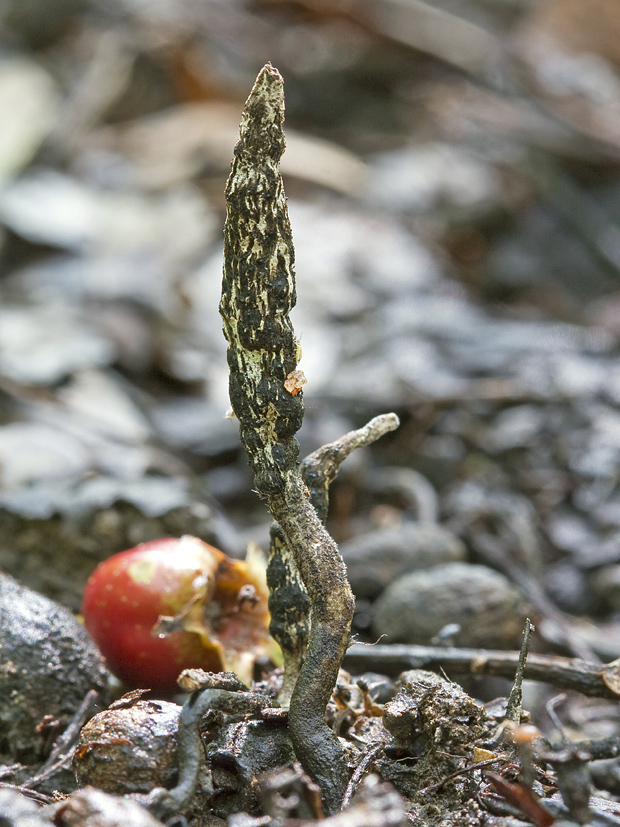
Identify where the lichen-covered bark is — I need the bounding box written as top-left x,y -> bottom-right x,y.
220,64 -> 353,814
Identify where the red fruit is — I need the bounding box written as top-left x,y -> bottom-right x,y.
82,536 -> 279,690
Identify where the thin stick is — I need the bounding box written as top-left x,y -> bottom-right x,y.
0,782 -> 52,804
344,643 -> 620,700
22,689 -> 100,789
506,618 -> 534,725
341,743 -> 384,809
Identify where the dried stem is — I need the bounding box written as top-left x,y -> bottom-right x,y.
345,643 -> 620,700
505,618 -> 534,724
220,64 -> 398,814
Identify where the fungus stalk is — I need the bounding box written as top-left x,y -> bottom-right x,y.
220,63 -> 398,814
273,412 -> 401,708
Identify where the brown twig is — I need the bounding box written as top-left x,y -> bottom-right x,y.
341,743 -> 384,809
0,782 -> 53,804
505,618 -> 534,725
418,757 -> 501,795
22,689 -> 100,790
344,643 -> 620,700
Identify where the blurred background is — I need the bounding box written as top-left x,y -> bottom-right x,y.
5,0 -> 620,713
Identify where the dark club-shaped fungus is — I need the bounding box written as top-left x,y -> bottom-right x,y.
219,63 -> 398,814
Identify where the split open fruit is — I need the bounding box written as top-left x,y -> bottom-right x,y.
82,536 -> 280,690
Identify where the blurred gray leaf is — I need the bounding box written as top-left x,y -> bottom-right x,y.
0,474 -> 190,519
0,59 -> 58,186
0,422 -> 90,488
0,304 -> 115,384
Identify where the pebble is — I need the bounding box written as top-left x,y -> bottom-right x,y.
372,562 -> 530,649
73,700 -> 182,795
590,564 -> 620,612
50,787 -> 166,827
340,523 -> 466,600
0,572 -> 109,762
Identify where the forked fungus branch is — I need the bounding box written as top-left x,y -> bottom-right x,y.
219,64 -> 398,814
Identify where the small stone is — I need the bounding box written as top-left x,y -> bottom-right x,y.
0,788 -> 54,827
73,701 -> 182,795
340,523 -> 466,600
372,563 -> 529,649
590,565 -> 620,612
0,573 -> 109,762
52,787 -> 166,827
